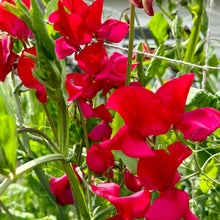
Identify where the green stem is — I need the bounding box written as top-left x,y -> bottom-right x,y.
179,2 -> 203,76
17,127 -> 60,153
42,103 -> 58,143
135,13 -> 151,53
158,5 -> 174,20
57,97 -> 69,156
75,99 -> 92,217
13,90 -> 31,155
125,4 -> 135,86
62,161 -> 90,220
0,199 -> 15,220
0,154 -> 64,196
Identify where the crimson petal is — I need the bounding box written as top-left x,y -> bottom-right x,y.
105,125 -> 155,158
156,74 -> 195,124
145,187 -> 190,220
17,47 -> 47,103
175,107 -> 220,141
107,86 -> 171,137
97,19 -> 129,43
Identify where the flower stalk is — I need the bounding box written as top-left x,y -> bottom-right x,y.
125,4 -> 135,86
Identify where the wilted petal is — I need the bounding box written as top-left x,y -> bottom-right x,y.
107,86 -> 171,137
175,107 -> 220,141
156,74 -> 195,124
86,143 -> 114,173
105,125 -> 155,158
145,187 -> 190,220
97,19 -> 129,43
129,0 -> 143,8
17,47 -> 47,103
143,0 -> 154,16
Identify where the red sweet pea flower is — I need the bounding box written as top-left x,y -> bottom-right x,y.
0,0 -> 33,41
155,74 -> 220,141
137,142 -> 191,190
75,41 -> 112,80
106,74 -> 220,147
124,169 -> 143,192
88,120 -> 112,142
145,186 -> 199,220
50,164 -> 83,206
86,143 -> 114,173
17,47 -> 47,103
92,182 -> 151,220
49,0 -> 128,59
0,35 -> 19,82
129,0 -> 154,16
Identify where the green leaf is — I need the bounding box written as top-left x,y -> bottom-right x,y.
185,87 -> 220,112
30,0 -> 57,60
113,151 -> 138,174
45,0 -> 58,18
145,45 -> 168,84
0,95 -> 17,175
111,112 -> 124,138
148,12 -> 169,46
200,158 -> 218,193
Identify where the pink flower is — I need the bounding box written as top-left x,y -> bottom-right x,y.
92,182 -> 151,220
129,0 -> 154,16
106,74 -> 220,154
17,47 -> 47,103
0,0 -> 33,41
155,74 -> 220,141
88,120 -> 112,142
145,186 -> 199,220
75,41 -> 112,80
49,164 -> 83,206
0,35 -> 19,82
137,142 -> 191,190
86,143 -> 114,174
49,0 -> 128,59
124,169 -> 143,192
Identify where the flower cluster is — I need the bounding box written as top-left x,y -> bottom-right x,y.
86,74 -> 220,219
1,0 -> 220,219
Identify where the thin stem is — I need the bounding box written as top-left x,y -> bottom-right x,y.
0,199 -> 15,220
57,97 -> 69,156
158,5 -> 174,21
125,4 -> 135,86
75,99 -> 92,217
202,0 -> 214,90
0,154 -> 64,196
62,162 -> 90,220
135,13 -> 151,53
179,1 -> 203,76
42,102 -> 58,143
13,90 -> 31,155
17,127 -> 60,153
